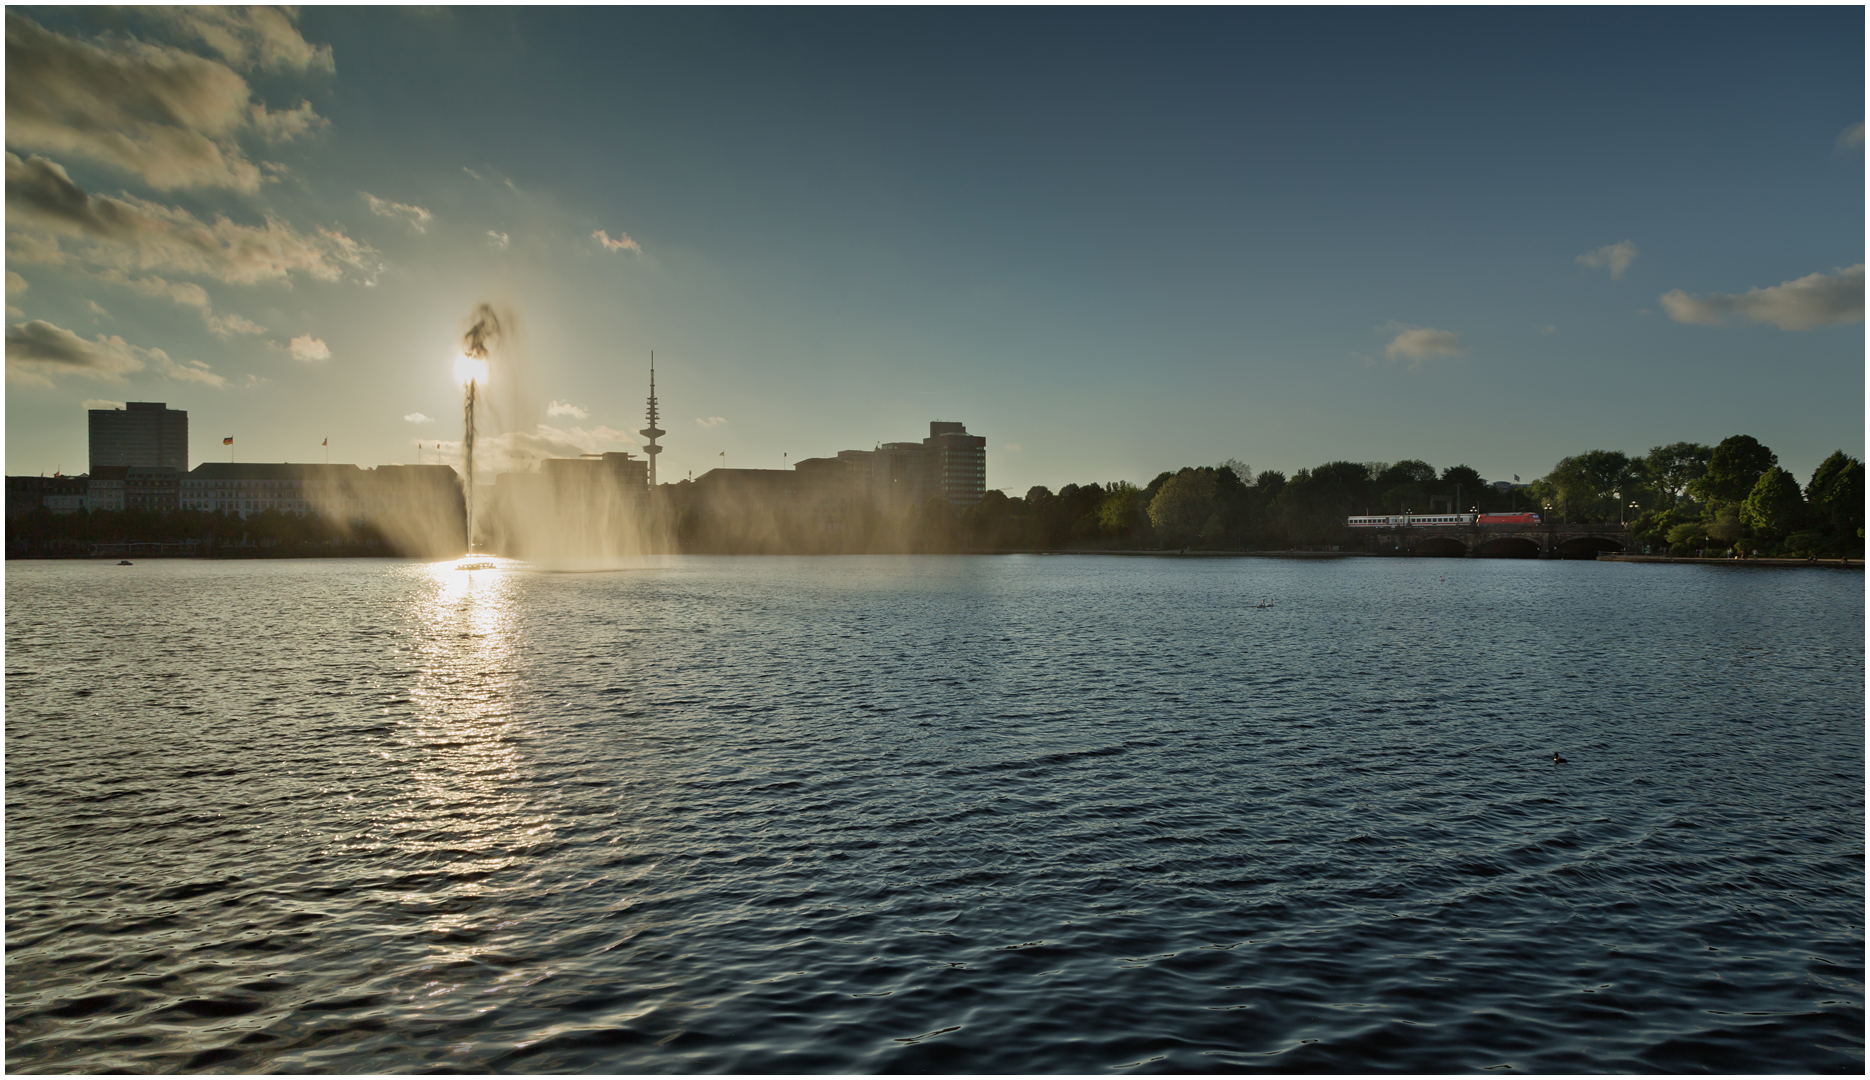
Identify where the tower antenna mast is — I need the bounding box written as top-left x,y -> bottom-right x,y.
640,351 -> 664,487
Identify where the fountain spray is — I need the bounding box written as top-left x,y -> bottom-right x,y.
458,304 -> 501,552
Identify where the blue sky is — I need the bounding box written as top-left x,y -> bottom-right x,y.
6,7 -> 1862,491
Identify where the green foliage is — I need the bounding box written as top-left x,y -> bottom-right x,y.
1665,520 -> 1710,551
1740,467 -> 1805,539
1805,451 -> 1864,536
1097,481 -> 1147,539
1642,442 -> 1712,508
1691,435 -> 1777,509
1147,469 -> 1219,546
1541,450 -> 1637,522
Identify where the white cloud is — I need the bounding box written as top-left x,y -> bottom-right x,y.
1659,264 -> 1864,331
1837,121 -> 1864,152
1577,240 -> 1639,279
5,272 -> 25,294
487,230 -> 509,249
135,6 -> 335,73
547,400 -> 590,419
362,192 -> 434,233
82,398 -> 126,411
206,312 -> 267,337
462,166 -> 483,181
4,13 -> 327,192
1004,442 -> 1024,452
695,415 -> 727,428
86,299 -> 113,319
5,318 -> 223,388
592,229 -> 641,253
288,334 -> 331,362
6,153 -> 382,286
1536,324 -> 1556,335
404,412 -> 434,424
1381,322 -> 1464,365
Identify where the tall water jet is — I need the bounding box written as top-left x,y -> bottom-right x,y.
456,304 -> 501,552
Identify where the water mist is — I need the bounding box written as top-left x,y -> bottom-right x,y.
459,304 -> 502,551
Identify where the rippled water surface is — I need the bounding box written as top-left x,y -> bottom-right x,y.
6,555 -> 1863,1072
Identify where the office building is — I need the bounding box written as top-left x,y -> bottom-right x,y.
923,421 -> 987,508
89,402 -> 188,473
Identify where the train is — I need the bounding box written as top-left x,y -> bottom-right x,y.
1346,512 -> 1542,527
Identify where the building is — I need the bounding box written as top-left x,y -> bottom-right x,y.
4,476 -> 89,520
125,467 -> 181,513
86,466 -> 126,512
923,421 -> 987,508
181,462 -> 463,525
89,401 -> 188,473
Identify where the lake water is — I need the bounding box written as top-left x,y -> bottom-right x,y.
5,555 -> 1862,1072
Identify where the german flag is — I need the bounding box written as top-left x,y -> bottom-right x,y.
223,437 -> 233,445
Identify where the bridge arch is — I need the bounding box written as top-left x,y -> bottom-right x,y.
1413,536 -> 1468,558
1477,535 -> 1541,558
1556,534 -> 1623,559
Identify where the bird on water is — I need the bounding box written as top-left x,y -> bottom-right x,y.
1551,752 -> 1568,764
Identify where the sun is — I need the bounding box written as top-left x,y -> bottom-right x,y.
454,353 -> 489,386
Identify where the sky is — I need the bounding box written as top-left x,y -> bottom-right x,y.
5,6 -> 1863,493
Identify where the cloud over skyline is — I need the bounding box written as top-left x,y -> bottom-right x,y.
592,229 -> 640,253
362,193 -> 433,233
288,334 -> 331,362
547,400 -> 590,419
6,152 -> 382,287
1660,264 -> 1864,331
1382,322 -> 1464,364
1577,241 -> 1639,279
4,12 -> 326,193
6,318 -> 225,388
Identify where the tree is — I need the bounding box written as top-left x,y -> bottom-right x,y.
1642,442 -> 1712,508
1542,450 -> 1636,522
1691,435 -> 1776,509
1440,464 -> 1483,512
1148,469 -> 1218,546
1805,451 -> 1864,535
1097,481 -> 1146,539
1741,467 -> 1805,540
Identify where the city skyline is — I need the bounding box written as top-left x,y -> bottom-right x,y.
5,7 -> 1863,490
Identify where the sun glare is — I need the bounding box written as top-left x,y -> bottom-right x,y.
454,353 -> 489,386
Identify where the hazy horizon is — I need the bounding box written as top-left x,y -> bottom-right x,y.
5,7 -> 1863,490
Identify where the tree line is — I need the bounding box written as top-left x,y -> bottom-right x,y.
926,438 -> 1862,557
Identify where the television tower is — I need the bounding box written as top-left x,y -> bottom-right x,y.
640,352 -> 664,487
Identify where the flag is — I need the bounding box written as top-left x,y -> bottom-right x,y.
1513,474 -> 1520,482
223,437 -> 233,445
322,438 -> 328,447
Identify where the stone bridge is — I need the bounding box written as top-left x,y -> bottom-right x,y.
1358,522 -> 1631,559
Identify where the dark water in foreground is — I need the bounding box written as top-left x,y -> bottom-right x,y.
6,555 -> 1863,1073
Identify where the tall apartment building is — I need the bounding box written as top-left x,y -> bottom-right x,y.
923,421 -> 987,508
89,402 -> 188,472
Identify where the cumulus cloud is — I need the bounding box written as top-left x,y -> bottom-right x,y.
5,271 -> 25,294
135,6 -> 335,73
1659,264 -> 1864,331
695,415 -> 726,428
6,152 -> 382,286
4,13 -> 327,192
592,229 -> 640,253
288,334 -> 330,361
547,400 -> 590,419
404,412 -> 434,424
83,398 -> 126,411
86,299 -> 113,319
1837,122 -> 1864,153
1381,322 -> 1464,365
6,319 -> 145,383
487,230 -> 509,249
205,311 -> 266,337
1577,240 -> 1639,279
5,318 -> 223,388
362,192 -> 433,233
